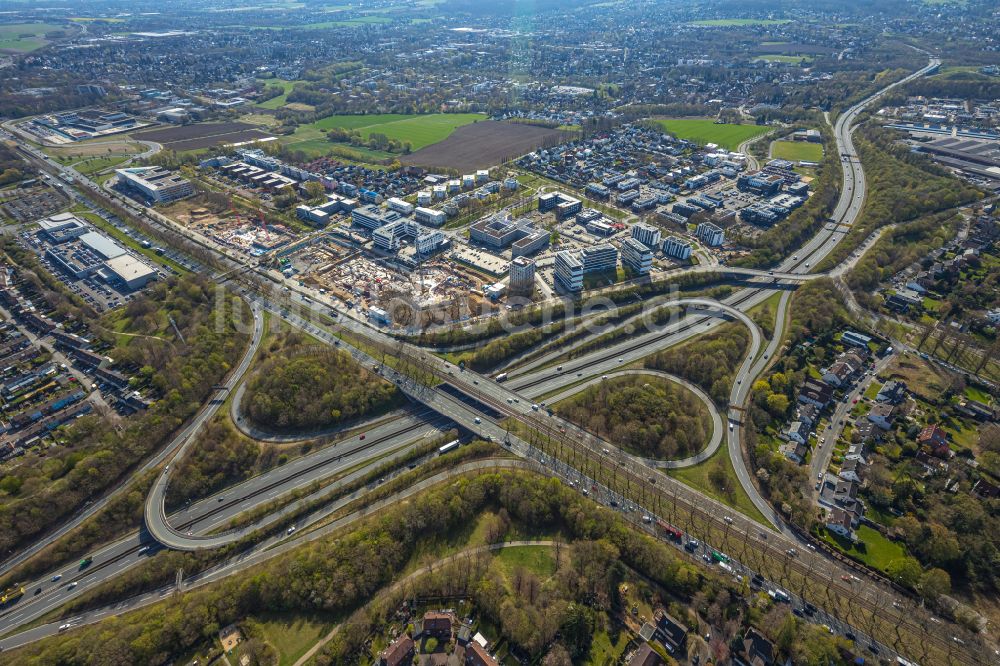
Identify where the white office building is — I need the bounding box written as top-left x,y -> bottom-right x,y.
115,167 -> 194,203
554,250 -> 584,292
620,237 -> 653,276
663,236 -> 693,260
386,197 -> 414,215
581,243 -> 618,274
509,256 -> 536,292
696,222 -> 725,247
631,222 -> 661,249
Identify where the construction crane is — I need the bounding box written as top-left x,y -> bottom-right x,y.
256,209 -> 270,240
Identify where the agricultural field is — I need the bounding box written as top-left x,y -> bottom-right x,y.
308,112 -> 486,150
133,122 -> 276,152
770,140 -> 824,162
401,120 -> 574,171
754,54 -> 815,64
653,118 -> 771,151
0,23 -> 66,52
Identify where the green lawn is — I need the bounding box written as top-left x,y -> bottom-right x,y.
256,78 -> 301,110
249,613 -> 335,666
817,524 -> 906,572
770,140 -> 823,162
284,112 -> 485,158
73,155 -> 131,176
689,18 -> 791,26
753,54 -> 814,64
964,385 -> 992,404
863,381 -> 882,401
667,442 -> 769,525
653,118 -> 771,151
493,545 -> 557,578
311,113 -> 416,131
586,624 -> 632,665
0,22 -> 65,52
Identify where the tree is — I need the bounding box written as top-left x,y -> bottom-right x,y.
886,556 -> 922,589
765,393 -> 790,417
919,568 -> 951,600
303,180 -> 325,200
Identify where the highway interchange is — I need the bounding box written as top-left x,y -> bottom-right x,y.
0,55 -> 991,665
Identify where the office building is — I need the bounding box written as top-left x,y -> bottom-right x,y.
386,197 -> 414,215
631,222 -> 661,249
695,222 -> 725,247
115,167 -> 194,203
621,237 -> 652,275
581,243 -> 618,274
662,236 -> 692,260
414,206 -> 447,227
554,250 -> 584,292
538,191 -> 582,219
737,171 -> 784,196
509,257 -> 536,293
37,213 -> 89,243
102,254 -> 157,290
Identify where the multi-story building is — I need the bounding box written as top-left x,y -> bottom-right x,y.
509,256 -> 536,292
115,167 -> 194,203
631,222 -> 661,249
696,222 -> 725,247
737,170 -> 784,196
538,191 -> 582,219
386,197 -> 414,215
620,237 -> 652,275
663,236 -> 692,260
581,243 -> 618,274
554,250 -> 584,292
414,206 -> 446,227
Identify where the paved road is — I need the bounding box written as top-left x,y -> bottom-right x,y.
541,368 -> 723,469
0,458 -> 537,653
0,301 -> 264,578
0,412 -> 444,636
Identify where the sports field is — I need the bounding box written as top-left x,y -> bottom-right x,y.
0,23 -> 64,52
653,119 -> 770,151
771,140 -> 823,162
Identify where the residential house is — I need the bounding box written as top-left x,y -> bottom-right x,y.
417,611 -> 453,640
379,634 -> 415,666
915,449 -> 949,475
852,420 -> 882,444
867,403 -> 896,430
652,609 -> 688,654
785,420 -> 810,445
958,399 -> 996,422
796,403 -> 819,428
798,379 -> 834,409
822,361 -> 855,388
628,644 -> 664,666
917,424 -> 951,459
973,478 -> 1000,499
740,627 -> 776,666
826,507 -> 858,542
876,380 -> 906,405
782,440 -> 809,464
465,642 -> 499,666
838,457 -> 865,483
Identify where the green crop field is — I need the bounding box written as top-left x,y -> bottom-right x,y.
689,18 -> 791,27
653,118 -> 770,151
753,54 -> 814,64
0,23 -> 65,52
306,112 -> 486,150
770,140 -> 824,162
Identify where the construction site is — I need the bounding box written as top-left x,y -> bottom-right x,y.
162,196 -> 299,257
281,238 -> 489,327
